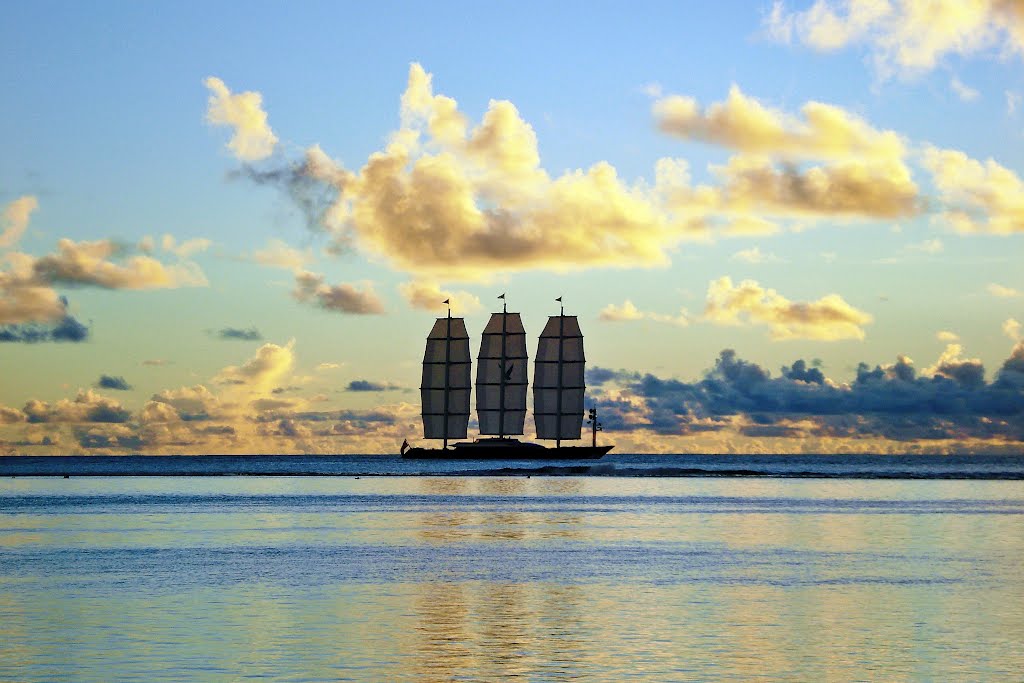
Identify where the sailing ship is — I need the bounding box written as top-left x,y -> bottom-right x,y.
401,296 -> 613,460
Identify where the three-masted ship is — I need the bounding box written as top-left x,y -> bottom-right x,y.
402,296 -> 612,459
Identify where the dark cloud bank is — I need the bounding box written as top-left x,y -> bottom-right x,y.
588,345 -> 1024,442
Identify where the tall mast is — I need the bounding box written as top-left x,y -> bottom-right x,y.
533,297 -> 586,445
421,301 -> 470,446
476,294 -> 528,438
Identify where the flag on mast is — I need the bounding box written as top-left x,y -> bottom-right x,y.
498,293 -> 505,299
443,299 -> 450,304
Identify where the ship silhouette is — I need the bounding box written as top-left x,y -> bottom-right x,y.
401,296 -> 612,460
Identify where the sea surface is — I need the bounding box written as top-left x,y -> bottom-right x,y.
1,457 -> 1023,681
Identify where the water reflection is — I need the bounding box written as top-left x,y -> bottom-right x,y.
1,477 -> 1022,681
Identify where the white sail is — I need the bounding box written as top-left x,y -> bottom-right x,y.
420,316 -> 471,440
476,312 -> 528,435
533,315 -> 585,440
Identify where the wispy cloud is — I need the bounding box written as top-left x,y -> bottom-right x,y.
988,282 -> 1021,297
599,300 -> 689,326
0,196 -> 39,249
950,77 -> 980,102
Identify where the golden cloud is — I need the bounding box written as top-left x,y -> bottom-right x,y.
204,76 -> 278,161
766,0 -> 1024,78
708,155 -> 920,218
654,85 -> 906,161
281,64 -> 702,281
215,341 -> 295,392
704,276 -> 872,340
31,239 -> 208,289
600,300 -> 689,326
923,145 -> 1024,233
398,280 -> 481,314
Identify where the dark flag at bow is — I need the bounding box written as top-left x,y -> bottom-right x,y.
401,438 -> 410,455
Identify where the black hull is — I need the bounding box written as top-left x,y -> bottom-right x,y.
402,440 -> 612,460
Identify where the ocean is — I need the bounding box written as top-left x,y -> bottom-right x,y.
1,455 -> 1023,681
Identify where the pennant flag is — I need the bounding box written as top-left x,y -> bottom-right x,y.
443,298 -> 450,304
498,293 -> 505,299
556,296 -> 562,302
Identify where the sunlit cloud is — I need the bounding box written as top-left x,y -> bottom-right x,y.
988,282 -> 1022,297
160,234 -> 212,258
398,280 -> 482,314
704,275 -> 872,340
922,145 -> 1024,234
1004,317 -> 1022,341
600,300 -> 689,326
232,63 -> 704,281
766,0 -> 1024,79
0,196 -> 39,249
654,85 -> 907,161
204,76 -> 278,161
292,271 -> 385,314
214,340 -> 295,391
251,238 -> 314,270
937,330 -> 960,342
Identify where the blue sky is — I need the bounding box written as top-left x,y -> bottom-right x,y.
2,1 -> 1024,454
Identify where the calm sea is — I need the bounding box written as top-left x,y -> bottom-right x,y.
1,456 -> 1023,681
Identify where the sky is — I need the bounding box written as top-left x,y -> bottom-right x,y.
2,0 -> 1024,455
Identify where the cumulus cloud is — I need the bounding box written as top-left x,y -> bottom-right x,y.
292,271 -> 385,314
231,63 -> 704,281
599,300 -> 689,326
31,239 -> 207,289
215,341 -> 295,391
0,196 -> 39,249
148,385 -> 220,421
0,298 -> 89,342
654,85 -> 907,161
704,276 -> 872,340
652,87 -> 920,224
1,238 -> 208,325
922,146 -> 1024,234
204,76 -> 278,161
217,327 -> 263,341
97,375 -> 132,391
587,343 -> 1024,444
924,343 -> 985,388
398,280 -> 481,314
937,330 -> 960,342
708,154 -> 920,219
23,389 -> 130,424
766,0 -> 1024,79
